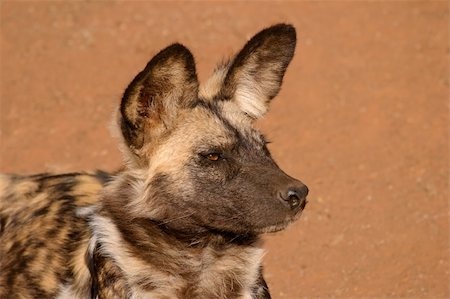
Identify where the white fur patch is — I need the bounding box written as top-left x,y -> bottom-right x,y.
75,205 -> 97,218
90,215 -> 183,298
234,83 -> 268,119
56,284 -> 77,299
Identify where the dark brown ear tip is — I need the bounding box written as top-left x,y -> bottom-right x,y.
155,43 -> 196,66
136,42 -> 197,84
268,23 -> 296,35
257,23 -> 297,42
163,43 -> 193,56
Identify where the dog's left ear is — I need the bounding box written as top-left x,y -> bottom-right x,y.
120,43 -> 198,151
221,24 -> 296,119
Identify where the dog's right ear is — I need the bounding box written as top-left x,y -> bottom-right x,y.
220,24 -> 296,119
120,44 -> 198,151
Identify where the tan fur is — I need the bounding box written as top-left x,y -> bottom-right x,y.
199,63 -> 229,100
0,175 -> 10,195
126,107 -> 235,219
0,173 -> 102,298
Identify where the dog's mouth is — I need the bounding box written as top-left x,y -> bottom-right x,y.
254,200 -> 307,234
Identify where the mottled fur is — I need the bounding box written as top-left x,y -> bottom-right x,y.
1,24 -> 308,298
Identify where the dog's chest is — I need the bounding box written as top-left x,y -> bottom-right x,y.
92,211 -> 265,298
94,230 -> 264,299
131,247 -> 263,299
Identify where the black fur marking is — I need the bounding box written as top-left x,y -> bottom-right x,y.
86,242 -> 99,299
5,242 -> 32,294
95,170 -> 114,185
193,100 -> 255,151
1,215 -> 7,235
252,267 -> 271,299
31,205 -> 50,218
35,172 -> 83,181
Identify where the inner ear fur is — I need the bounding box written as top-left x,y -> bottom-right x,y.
220,24 -> 296,119
120,43 -> 199,151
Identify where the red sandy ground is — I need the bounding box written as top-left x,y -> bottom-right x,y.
1,2 -> 448,298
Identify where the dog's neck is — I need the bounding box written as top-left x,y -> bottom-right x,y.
89,185 -> 265,298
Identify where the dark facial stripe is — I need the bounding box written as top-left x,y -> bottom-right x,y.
192,100 -> 257,151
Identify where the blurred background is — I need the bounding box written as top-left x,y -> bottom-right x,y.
1,1 -> 448,298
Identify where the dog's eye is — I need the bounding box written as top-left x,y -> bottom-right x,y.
206,153 -> 221,161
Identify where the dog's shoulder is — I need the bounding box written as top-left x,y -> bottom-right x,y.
0,171 -> 109,230
0,171 -> 110,298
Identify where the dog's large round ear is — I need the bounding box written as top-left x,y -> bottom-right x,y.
221,24 -> 296,119
120,43 -> 199,151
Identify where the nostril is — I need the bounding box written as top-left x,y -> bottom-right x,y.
281,186 -> 309,210
286,189 -> 301,208
287,189 -> 300,200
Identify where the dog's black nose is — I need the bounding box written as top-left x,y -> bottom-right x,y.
280,185 -> 308,210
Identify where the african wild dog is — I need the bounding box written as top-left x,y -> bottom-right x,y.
0,24 -> 308,298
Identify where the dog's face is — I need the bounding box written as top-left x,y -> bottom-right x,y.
119,24 -> 308,235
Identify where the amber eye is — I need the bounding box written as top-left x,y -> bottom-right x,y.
206,153 -> 221,161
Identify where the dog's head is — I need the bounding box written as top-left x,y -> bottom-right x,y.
118,24 -> 308,235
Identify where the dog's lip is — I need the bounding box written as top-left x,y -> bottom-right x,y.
254,203 -> 307,234
255,221 -> 291,233
254,216 -> 298,234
